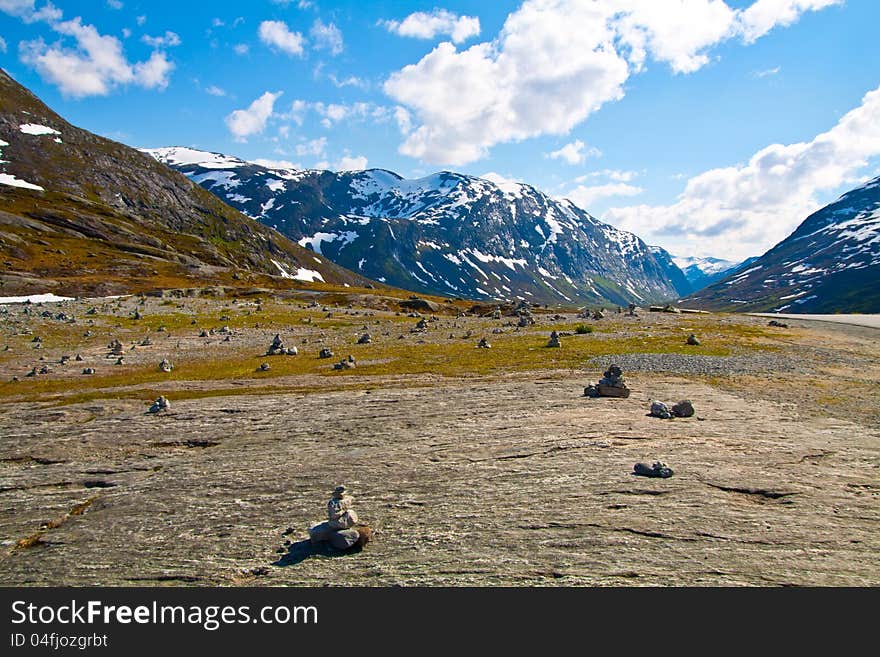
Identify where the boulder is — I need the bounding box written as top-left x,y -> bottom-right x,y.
672,400 -> 695,418
686,334 -> 700,346
649,401 -> 673,419
633,461 -> 674,478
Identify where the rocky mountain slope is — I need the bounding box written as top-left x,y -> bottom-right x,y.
148,147 -> 692,306
685,177 -> 880,313
0,70 -> 370,297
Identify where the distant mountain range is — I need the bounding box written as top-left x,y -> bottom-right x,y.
0,70 -> 369,297
685,176 -> 880,313
673,255 -> 756,292
147,146 -> 693,306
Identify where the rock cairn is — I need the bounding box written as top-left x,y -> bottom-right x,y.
266,334 -> 297,356
108,339 -> 124,356
476,337 -> 491,349
584,364 -> 630,398
686,334 -> 700,346
649,399 -> 695,419
319,347 -> 334,359
546,331 -> 562,348
159,359 -> 173,373
333,355 -> 357,370
148,396 -> 170,413
357,333 -> 372,344
308,485 -> 371,551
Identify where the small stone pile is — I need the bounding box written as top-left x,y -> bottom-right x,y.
648,400 -> 695,419
159,359 -> 173,373
476,337 -> 491,349
584,364 -> 630,398
308,486 -> 371,552
546,331 -> 562,348
357,333 -> 372,344
108,339 -> 124,356
319,347 -> 334,359
148,396 -> 170,413
592,309 -> 605,320
411,318 -> 429,333
333,355 -> 357,370
266,334 -> 297,356
768,320 -> 789,328
686,334 -> 700,346
633,461 -> 674,478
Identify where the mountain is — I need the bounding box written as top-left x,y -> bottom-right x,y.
0,70 -> 369,297
685,177 -> 880,313
672,255 -> 755,292
147,147 -> 692,306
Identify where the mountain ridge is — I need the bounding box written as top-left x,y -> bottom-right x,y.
147,146 -> 693,306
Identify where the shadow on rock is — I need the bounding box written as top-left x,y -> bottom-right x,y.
272,538 -> 365,567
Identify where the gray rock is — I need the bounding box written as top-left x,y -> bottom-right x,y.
547,331 -> 562,348
258,362 -> 271,371
687,334 -> 700,346
476,337 -> 491,349
82,368 -> 96,375
319,347 -> 334,359
329,528 -> 361,550
358,333 -> 372,344
649,401 -> 673,419
159,359 -> 173,373
672,400 -> 695,418
633,461 -> 674,478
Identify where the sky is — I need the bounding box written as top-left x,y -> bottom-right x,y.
1,0 -> 879,262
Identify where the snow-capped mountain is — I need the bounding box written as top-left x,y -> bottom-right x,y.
685,176 -> 880,313
146,147 -> 691,305
672,255 -> 753,292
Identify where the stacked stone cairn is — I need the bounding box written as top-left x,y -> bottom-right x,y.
308,486 -> 372,551
266,334 -> 297,356
333,355 -> 357,370
584,364 -> 630,398
476,337 -> 491,349
546,331 -> 562,348
148,396 -> 171,413
159,358 -> 173,372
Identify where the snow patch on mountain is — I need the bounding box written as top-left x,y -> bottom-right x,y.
19,123 -> 59,136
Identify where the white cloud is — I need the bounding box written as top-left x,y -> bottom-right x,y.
754,65 -> 781,78
295,137 -> 327,157
258,20 -> 305,57
604,84 -> 880,260
574,169 -> 638,183
20,16 -> 175,97
336,154 -> 368,171
141,31 -> 181,49
310,19 -> 343,55
385,0 -> 840,165
737,0 -> 842,43
328,73 -> 367,89
106,0 -> 123,9
0,0 -> 62,23
0,36 -> 6,53
136,15 -> 145,26
564,182 -> 644,208
233,43 -> 249,56
382,9 -> 480,44
546,139 -> 601,165
205,85 -> 226,97
225,90 -> 282,141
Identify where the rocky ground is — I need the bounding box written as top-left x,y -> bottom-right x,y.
0,293 -> 877,586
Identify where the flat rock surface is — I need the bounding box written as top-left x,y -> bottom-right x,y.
1,374 -> 877,586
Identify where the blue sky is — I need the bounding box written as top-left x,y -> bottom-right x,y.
1,0 -> 879,261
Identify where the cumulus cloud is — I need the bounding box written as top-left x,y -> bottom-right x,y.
546,139 -> 601,165
382,9 -> 480,44
310,19 -> 343,55
20,16 -> 175,97
563,182 -> 644,208
336,154 -> 369,171
604,84 -> 880,260
384,0 -> 840,165
258,20 -> 304,57
225,90 -> 283,141
0,36 -> 6,53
